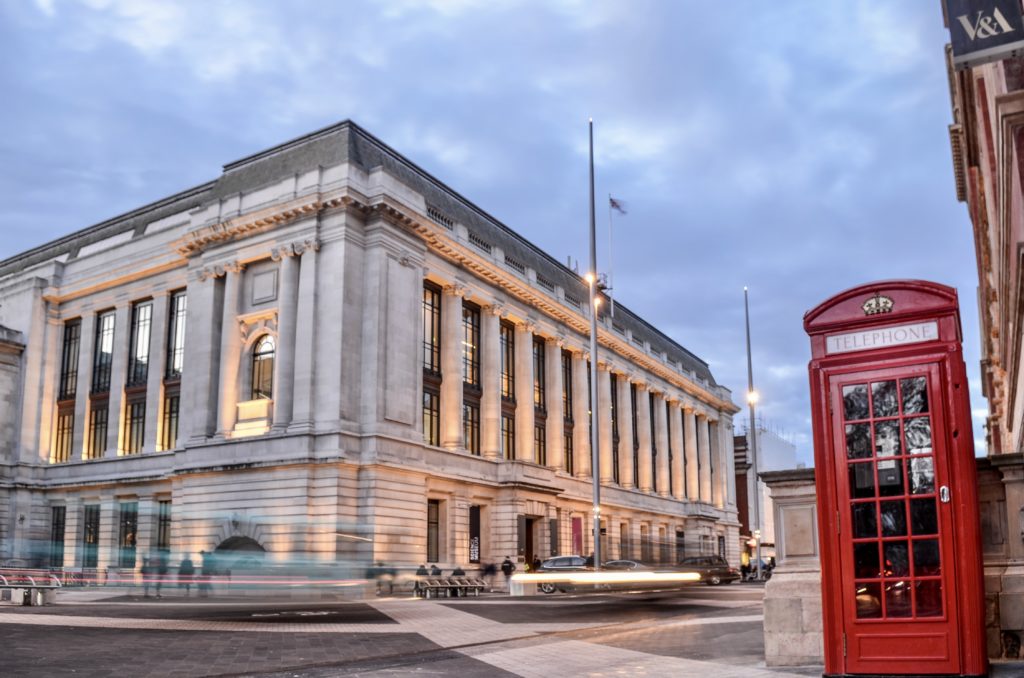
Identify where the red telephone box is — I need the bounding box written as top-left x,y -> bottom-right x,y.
804,281 -> 987,678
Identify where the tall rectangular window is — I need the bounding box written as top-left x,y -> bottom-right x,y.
91,310 -> 115,393
501,414 -> 516,460
422,284 -> 441,374
534,423 -> 546,465
50,506 -> 66,568
127,301 -> 153,387
462,303 -> 480,386
53,411 -> 75,464
631,384 -> 640,484
532,338 -> 545,409
611,373 -> 620,484
500,322 -> 515,399
123,400 -> 146,455
561,350 -> 572,416
58,320 -> 81,400
562,349 -> 574,475
463,403 -> 480,455
423,391 -> 440,446
157,500 -> 172,552
118,502 -> 138,569
82,505 -> 100,568
650,393 -> 658,493
423,283 -> 442,446
86,404 -> 108,460
165,291 -> 187,380
427,499 -> 440,563
161,393 -> 180,450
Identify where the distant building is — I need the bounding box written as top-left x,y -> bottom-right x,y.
0,121 -> 741,577
734,422 -> 797,563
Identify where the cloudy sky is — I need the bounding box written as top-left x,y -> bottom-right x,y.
0,1 -> 978,465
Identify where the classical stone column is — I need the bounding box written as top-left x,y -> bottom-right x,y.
480,305 -> 502,459
71,313 -> 95,462
216,263 -> 244,437
670,403 -> 685,500
183,269 -> 220,444
290,240 -> 319,432
635,382 -> 653,492
514,322 -> 535,463
143,295 -> 167,453
684,406 -> 699,499
272,249 -> 300,431
698,412 -> 712,502
544,337 -> 564,469
616,375 -> 635,488
722,414 -> 737,508
597,364 -> 614,483
440,284 -> 465,451
105,304 -> 130,455
711,417 -> 725,508
571,350 -> 590,477
654,391 -> 670,497
63,499 -> 81,567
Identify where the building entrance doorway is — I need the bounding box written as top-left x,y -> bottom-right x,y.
214,536 -> 266,571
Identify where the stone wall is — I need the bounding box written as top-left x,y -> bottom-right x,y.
760,468 -> 823,667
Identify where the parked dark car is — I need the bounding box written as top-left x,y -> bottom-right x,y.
677,556 -> 740,585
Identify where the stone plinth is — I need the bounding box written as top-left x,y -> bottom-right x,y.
760,467 -> 823,667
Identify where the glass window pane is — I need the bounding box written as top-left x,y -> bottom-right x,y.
874,421 -> 901,457
885,580 -> 913,617
884,542 -> 910,577
915,580 -> 943,617
848,463 -> 876,499
877,458 -> 904,497
852,503 -> 877,538
880,501 -> 907,537
856,582 -> 882,618
913,539 -> 941,576
872,380 -> 899,417
846,424 -> 871,459
904,417 -> 932,455
854,542 -> 880,579
843,385 -> 869,420
907,457 -> 935,494
910,498 -> 938,535
900,377 -> 928,414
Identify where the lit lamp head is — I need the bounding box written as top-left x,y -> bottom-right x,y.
594,297 -> 602,308
585,273 -> 595,285
747,390 -> 759,405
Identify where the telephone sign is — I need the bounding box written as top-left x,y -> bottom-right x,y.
804,281 -> 986,677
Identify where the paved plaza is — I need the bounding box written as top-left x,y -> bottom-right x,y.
3,586 -> 1022,677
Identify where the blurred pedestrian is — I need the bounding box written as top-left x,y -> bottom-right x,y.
415,564 -> 428,576
155,551 -> 169,598
198,550 -> 214,597
531,556 -> 542,573
178,554 -> 195,596
482,561 -> 497,591
451,565 -> 465,576
500,556 -> 515,589
430,563 -> 442,576
140,553 -> 154,598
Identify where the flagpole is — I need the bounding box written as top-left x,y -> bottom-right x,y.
588,118 -> 602,571
607,194 -> 615,320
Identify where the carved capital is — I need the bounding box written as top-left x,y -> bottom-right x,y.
545,335 -> 565,348
485,303 -> 506,318
271,244 -> 294,261
223,261 -> 245,275
293,237 -> 321,256
443,283 -> 468,298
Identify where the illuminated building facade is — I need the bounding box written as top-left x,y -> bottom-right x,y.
0,122 -> 740,577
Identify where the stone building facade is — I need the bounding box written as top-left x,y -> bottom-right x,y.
0,121 -> 740,578
945,37 -> 1024,656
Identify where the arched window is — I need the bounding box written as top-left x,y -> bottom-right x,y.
251,335 -> 275,400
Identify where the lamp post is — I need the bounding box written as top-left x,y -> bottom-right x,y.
744,286 -> 763,582
587,119 -> 602,570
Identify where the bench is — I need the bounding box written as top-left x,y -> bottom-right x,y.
0,569 -> 62,606
417,577 -> 487,598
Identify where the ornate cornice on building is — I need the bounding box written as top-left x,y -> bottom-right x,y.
398,200 -> 739,414
196,260 -> 245,282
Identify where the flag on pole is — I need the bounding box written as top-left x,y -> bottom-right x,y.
609,196 -> 627,214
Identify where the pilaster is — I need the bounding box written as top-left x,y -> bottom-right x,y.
290,239 -> 320,431
670,403 -> 685,500
216,263 -> 244,437
698,412 -> 712,502
480,304 -> 502,459
440,284 -> 465,451
544,337 -> 564,469
684,405 -> 699,499
654,391 -> 670,497
143,295 -> 167,454
514,322 -> 535,463
616,374 -> 635,488
71,313 -> 95,462
597,363 -> 614,484
105,304 -> 130,456
635,382 -> 652,492
272,248 -> 299,430
571,350 -> 590,477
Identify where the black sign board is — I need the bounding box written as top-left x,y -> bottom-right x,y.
945,0 -> 1024,70
469,506 -> 480,563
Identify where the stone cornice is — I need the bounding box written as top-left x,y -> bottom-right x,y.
399,201 -> 738,414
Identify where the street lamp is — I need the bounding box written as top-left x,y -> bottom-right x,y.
744,287 -> 763,582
